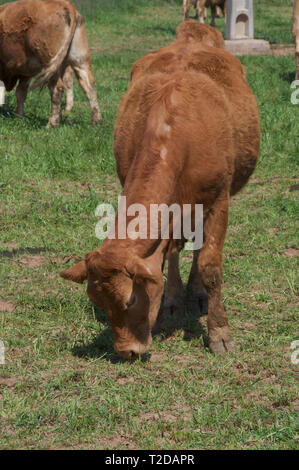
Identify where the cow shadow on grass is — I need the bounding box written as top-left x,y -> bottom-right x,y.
280,71 -> 297,83
0,247 -> 49,258
0,96 -> 76,128
0,102 -> 49,128
71,292 -> 209,364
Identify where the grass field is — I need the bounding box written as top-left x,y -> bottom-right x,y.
0,0 -> 298,450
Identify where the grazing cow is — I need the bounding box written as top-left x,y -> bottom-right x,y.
61,21 -> 260,359
293,0 -> 299,79
0,0 -> 102,127
183,0 -> 226,26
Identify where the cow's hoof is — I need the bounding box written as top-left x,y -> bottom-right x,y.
186,288 -> 208,316
92,114 -> 103,126
46,121 -> 59,129
208,326 -> 235,354
209,339 -> 235,354
63,106 -> 73,113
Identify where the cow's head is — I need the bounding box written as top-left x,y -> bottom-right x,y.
60,247 -> 164,359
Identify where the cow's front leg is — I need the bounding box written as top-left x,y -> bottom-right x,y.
186,249 -> 208,316
196,192 -> 235,354
163,251 -> 185,316
16,78 -> 30,116
47,76 -> 63,128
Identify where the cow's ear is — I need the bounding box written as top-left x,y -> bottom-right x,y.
126,247 -> 165,284
127,256 -> 155,282
60,260 -> 87,284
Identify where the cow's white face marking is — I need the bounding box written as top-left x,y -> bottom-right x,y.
163,123 -> 171,134
160,146 -> 167,160
157,119 -> 171,137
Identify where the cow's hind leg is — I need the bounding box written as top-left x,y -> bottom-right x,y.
191,191 -> 235,354
163,251 -> 185,317
47,76 -> 64,128
16,78 -> 30,116
68,15 -> 102,125
62,66 -> 74,113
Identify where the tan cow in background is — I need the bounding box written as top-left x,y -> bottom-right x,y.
61,21 -> 260,360
183,0 -> 226,26
293,0 -> 299,79
183,0 -> 206,22
0,0 -> 102,127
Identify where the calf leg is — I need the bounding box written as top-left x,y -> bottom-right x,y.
16,78 -> 30,116
163,251 -> 185,316
215,6 -> 221,17
191,192 -> 235,354
195,0 -> 206,23
210,4 -> 216,26
62,66 -> 74,113
183,0 -> 191,21
68,16 -> 102,125
47,76 -> 64,128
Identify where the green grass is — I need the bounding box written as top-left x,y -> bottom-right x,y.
0,0 -> 298,450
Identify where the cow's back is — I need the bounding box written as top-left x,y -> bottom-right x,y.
114,39 -> 259,197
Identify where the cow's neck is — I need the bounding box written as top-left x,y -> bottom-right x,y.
104,141 -> 180,259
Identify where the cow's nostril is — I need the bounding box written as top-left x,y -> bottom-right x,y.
115,342 -> 149,360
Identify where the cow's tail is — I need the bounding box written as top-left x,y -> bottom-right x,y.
30,10 -> 78,91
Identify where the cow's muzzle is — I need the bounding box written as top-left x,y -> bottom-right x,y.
114,339 -> 152,360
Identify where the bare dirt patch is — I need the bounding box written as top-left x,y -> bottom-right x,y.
116,376 -> 135,385
0,376 -> 22,388
284,248 -> 299,257
0,301 -> 14,312
270,44 -> 295,56
20,256 -> 47,267
140,405 -> 193,425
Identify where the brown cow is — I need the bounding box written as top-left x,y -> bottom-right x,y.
61,21 -> 260,359
183,0 -> 226,26
293,0 -> 299,80
0,0 -> 102,127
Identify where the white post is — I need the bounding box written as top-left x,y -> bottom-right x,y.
0,81 -> 5,106
225,0 -> 270,56
226,0 -> 254,40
